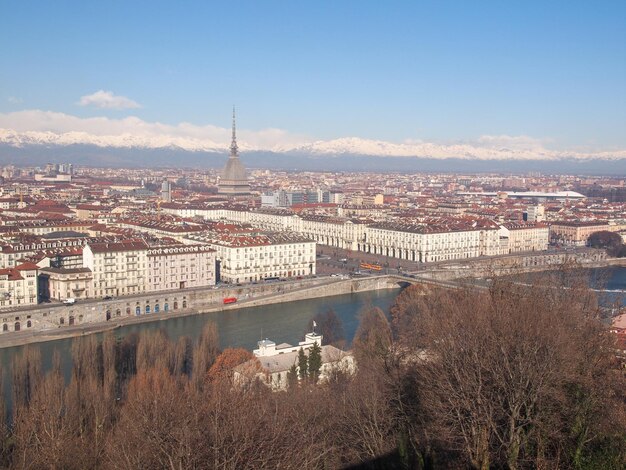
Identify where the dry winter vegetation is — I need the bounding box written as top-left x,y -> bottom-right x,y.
0,268 -> 624,469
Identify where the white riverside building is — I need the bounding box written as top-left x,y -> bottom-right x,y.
146,244 -> 216,291
83,240 -> 217,299
499,222 -> 550,254
234,331 -> 355,391
162,204 -> 544,263
188,232 -> 316,283
83,240 -> 149,298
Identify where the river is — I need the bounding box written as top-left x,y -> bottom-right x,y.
1,265 -> 624,405
518,266 -> 626,306
0,288 -> 401,398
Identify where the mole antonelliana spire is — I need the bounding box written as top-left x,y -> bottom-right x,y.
218,107 -> 250,195
230,106 -> 238,157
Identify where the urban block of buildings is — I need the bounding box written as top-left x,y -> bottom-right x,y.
0,133 -> 625,333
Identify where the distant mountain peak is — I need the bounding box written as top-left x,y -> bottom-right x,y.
1,128 -> 625,162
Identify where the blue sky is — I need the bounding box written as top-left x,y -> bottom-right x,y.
1,0 -> 625,152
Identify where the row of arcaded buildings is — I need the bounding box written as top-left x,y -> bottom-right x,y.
163,204 -> 552,263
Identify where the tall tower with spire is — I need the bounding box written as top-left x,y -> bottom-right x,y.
218,107 -> 250,196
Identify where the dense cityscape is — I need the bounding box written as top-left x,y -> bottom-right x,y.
2,1 -> 625,468
1,134 -> 624,326
0,145 -> 625,468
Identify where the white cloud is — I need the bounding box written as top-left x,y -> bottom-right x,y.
7,96 -> 23,104
0,109 -> 624,160
78,90 -> 141,109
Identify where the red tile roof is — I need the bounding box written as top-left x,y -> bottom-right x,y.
15,262 -> 40,271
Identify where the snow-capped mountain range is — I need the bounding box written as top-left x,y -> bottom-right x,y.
2,128 -> 625,161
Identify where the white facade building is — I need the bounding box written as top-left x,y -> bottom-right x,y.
236,331 -> 355,391
147,244 -> 216,291
189,232 -> 316,284
83,240 -> 149,298
0,262 -> 39,310
163,204 -> 551,264
499,222 -> 550,254
363,221 -> 498,263
39,267 -> 93,301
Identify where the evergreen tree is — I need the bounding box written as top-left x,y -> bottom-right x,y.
297,348 -> 308,380
286,364 -> 298,389
308,342 -> 322,382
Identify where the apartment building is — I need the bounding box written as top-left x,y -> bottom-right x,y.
500,222 -> 550,254
83,240 -> 149,298
0,262 -> 39,309
364,220 -> 497,263
190,232 -> 316,283
39,267 -> 93,301
300,216 -> 366,251
550,221 -> 625,246
147,244 -> 216,291
421,227 -> 483,262
0,238 -> 87,268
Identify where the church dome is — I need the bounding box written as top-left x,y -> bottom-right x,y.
221,156 -> 247,182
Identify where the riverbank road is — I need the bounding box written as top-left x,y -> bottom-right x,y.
0,274 -> 374,349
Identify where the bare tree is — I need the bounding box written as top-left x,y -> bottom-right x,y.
308,308 -> 346,348
353,306 -> 393,367
172,335 -> 193,377
12,352 -> 79,469
106,367 -> 200,469
11,346 -> 42,413
135,328 -> 173,372
395,271 -> 626,469
0,366 -> 9,468
191,322 -> 220,390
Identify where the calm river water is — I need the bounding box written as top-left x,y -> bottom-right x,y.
1,266 -> 624,406
0,288 -> 402,393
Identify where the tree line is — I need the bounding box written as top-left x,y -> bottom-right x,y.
588,230 -> 626,258
0,267 -> 623,469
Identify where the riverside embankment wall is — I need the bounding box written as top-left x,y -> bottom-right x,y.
0,276 -> 403,339
213,276 -> 402,311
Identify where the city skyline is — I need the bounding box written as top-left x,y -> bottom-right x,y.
1,1 -> 625,160
1,3 -> 625,467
